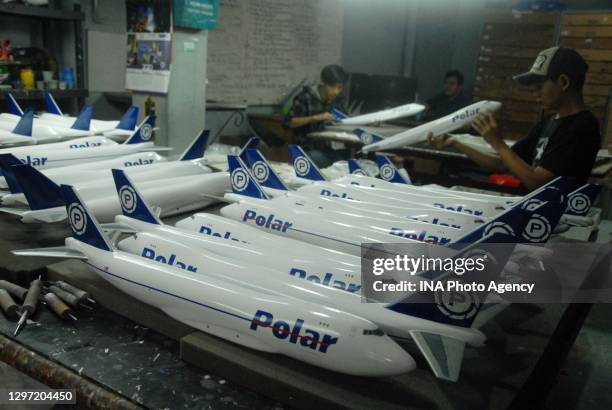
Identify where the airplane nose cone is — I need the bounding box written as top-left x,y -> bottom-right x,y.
489,101 -> 503,111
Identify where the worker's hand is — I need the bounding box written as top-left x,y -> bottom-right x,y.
313,112 -> 334,122
472,111 -> 502,147
427,132 -> 455,149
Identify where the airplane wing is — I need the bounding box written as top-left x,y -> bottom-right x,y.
142,146 -> 174,152
100,222 -> 138,234
409,330 -> 466,382
307,131 -> 361,144
12,246 -> 88,260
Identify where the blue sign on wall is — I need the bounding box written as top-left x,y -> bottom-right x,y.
174,0 -> 220,30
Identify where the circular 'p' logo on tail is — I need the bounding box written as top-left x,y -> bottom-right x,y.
360,132 -> 373,145
294,156 -> 310,177
522,214 -> 551,242
435,289 -> 481,320
251,161 -> 269,183
139,123 -> 153,141
68,203 -> 87,235
119,185 -> 137,214
568,193 -> 590,214
379,164 -> 395,181
231,168 -> 249,191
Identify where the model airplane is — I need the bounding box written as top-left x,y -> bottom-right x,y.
14,184 -> 417,377
0,129 -> 211,206
361,100 -> 502,153
4,93 -> 139,138
0,116 -> 169,178
0,110 -> 37,146
0,105 -> 95,143
329,103 -> 425,125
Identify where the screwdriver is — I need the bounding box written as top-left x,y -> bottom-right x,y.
14,277 -> 42,336
0,280 -> 27,300
0,289 -> 18,318
53,281 -> 96,304
44,293 -> 77,322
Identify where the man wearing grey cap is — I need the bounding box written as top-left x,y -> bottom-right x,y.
430,47 -> 601,191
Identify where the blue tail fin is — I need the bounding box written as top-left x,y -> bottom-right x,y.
238,136 -> 260,163
0,154 -> 24,194
6,93 -> 24,117
375,154 -> 411,184
288,144 -> 326,181
44,92 -> 63,116
60,184 -> 113,252
385,233 -> 518,328
11,109 -> 34,137
11,164 -> 63,211
70,104 -> 93,131
111,169 -> 161,225
353,128 -> 384,145
455,182 -> 568,244
179,129 -> 210,161
244,148 -> 288,191
348,159 -> 368,176
124,116 -> 155,144
565,184 -> 600,216
330,108 -> 349,121
116,106 -> 139,131
227,155 -> 269,199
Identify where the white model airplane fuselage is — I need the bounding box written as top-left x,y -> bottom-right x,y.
336,103 -> 425,125
361,100 -> 502,153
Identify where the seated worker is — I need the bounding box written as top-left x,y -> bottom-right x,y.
422,69 -> 470,121
283,64 -> 348,167
429,47 -> 600,191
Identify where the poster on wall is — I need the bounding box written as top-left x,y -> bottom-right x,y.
174,0 -> 220,30
125,0 -> 173,94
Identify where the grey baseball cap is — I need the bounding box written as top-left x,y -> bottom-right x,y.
513,47 -> 588,86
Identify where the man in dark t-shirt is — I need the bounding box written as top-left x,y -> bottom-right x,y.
429,47 -> 601,191
422,70 -> 470,121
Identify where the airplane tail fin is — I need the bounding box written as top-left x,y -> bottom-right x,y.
111,169 -> 162,225
288,144 -> 326,181
124,115 -> 155,144
238,136 -> 260,162
0,154 -> 24,194
115,106 -> 139,131
385,234 -> 517,381
11,164 -> 64,210
565,184 -> 600,216
244,148 -> 289,191
179,129 -> 210,161
375,154 -> 411,184
329,108 -> 349,121
454,178 -> 572,244
227,155 -> 269,199
347,159 -> 368,176
44,92 -> 63,116
60,184 -> 113,252
7,93 -> 24,117
353,128 -> 384,145
11,109 -> 34,137
70,104 -> 93,131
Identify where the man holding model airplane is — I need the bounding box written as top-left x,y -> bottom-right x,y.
430,47 -> 600,191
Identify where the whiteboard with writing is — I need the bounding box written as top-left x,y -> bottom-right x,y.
207,0 -> 344,105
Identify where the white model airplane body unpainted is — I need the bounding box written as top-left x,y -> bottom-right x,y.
0,109 -> 95,142
361,100 -> 502,153
330,103 -> 425,125
14,185 -> 416,377
1,163 -> 228,223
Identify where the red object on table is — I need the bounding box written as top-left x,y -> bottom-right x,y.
488,173 -> 521,187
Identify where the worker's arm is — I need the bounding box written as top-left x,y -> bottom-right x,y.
287,112 -> 334,129
474,112 -> 555,191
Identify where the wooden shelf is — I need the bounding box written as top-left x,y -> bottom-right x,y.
0,2 -> 83,21
0,88 -> 88,101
